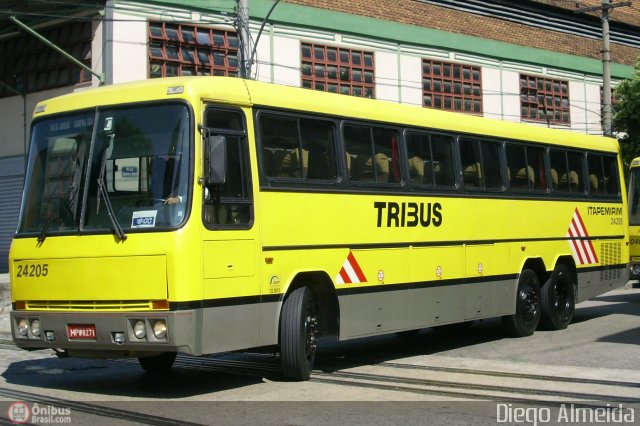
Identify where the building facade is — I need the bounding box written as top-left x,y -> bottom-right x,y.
0,0 -> 638,272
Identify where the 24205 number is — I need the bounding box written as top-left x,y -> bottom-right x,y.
16,264 -> 49,278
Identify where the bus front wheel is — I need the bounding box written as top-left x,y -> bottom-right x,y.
502,269 -> 541,337
138,352 -> 177,373
540,264 -> 575,330
279,287 -> 318,381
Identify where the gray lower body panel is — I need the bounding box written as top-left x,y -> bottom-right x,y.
11,310 -> 199,356
337,278 -> 516,340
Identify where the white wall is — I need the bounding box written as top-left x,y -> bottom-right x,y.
399,55 -> 422,107
252,27 -> 273,83
501,70 -> 522,124
375,51 -> 399,103
481,67 -> 502,120
584,83 -> 603,135
110,11 -> 148,83
272,36 -> 301,87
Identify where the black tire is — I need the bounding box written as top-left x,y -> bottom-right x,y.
279,287 -> 318,381
138,352 -> 177,373
540,264 -> 575,330
502,269 -> 541,337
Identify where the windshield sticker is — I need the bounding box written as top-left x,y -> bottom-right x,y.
131,210 -> 158,228
121,166 -> 138,177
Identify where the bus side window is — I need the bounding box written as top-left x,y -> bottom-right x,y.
344,125 -> 373,182
550,149 -> 584,194
300,118 -> 337,181
373,128 -> 400,184
460,138 -> 482,189
203,107 -> 252,227
550,149 -> 568,193
344,124 -> 400,185
431,134 -> 455,187
587,153 -> 604,194
406,132 -> 454,188
506,144 -> 545,192
566,151 -> 584,194
588,153 -> 619,196
603,155 -> 619,195
460,137 -> 504,191
481,140 -> 503,190
506,145 -> 528,191
259,114 -> 338,182
406,132 -> 429,185
527,146 -> 546,191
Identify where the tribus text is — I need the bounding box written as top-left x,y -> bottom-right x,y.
374,201 -> 443,228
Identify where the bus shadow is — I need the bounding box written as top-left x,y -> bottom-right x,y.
571,289 -> 640,325
316,288 -> 640,372
315,319 -> 507,373
1,355 -> 269,398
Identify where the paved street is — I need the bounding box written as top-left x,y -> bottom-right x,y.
1,276 -> 640,425
0,273 -> 9,337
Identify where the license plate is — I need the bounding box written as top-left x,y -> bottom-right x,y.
67,324 -> 96,340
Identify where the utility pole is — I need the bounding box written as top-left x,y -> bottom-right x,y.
575,0 -> 631,137
237,0 -> 251,78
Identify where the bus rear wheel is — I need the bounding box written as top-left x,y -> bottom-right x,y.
502,269 -> 541,337
138,352 -> 177,373
279,287 -> 318,381
540,264 -> 575,330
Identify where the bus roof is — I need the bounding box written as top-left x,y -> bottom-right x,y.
34,76 -> 619,153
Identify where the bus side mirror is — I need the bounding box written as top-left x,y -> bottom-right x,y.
205,135 -> 227,185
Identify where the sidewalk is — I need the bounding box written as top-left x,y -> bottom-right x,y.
0,273 -> 11,335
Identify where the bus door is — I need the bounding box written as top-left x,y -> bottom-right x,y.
628,157 -> 640,280
200,105 -> 260,353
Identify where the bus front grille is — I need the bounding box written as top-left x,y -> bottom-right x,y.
24,300 -> 157,311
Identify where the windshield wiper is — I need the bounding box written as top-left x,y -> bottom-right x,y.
37,217 -> 53,245
96,135 -> 127,241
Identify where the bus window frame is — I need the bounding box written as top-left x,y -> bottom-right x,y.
202,104 -> 254,230
341,120 -> 405,188
505,141 -> 550,195
457,135 -> 507,194
403,128 -> 458,192
255,109 -> 342,188
586,151 -> 621,198
247,107 -> 624,206
549,147 -> 588,197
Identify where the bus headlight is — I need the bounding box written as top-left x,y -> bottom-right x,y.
17,319 -> 28,336
152,320 -> 167,339
632,264 -> 640,276
30,319 -> 41,337
133,320 -> 146,339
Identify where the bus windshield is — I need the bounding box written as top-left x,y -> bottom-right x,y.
629,166 -> 640,226
18,103 -> 191,237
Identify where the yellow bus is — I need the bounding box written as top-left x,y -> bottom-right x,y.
628,157 -> 640,281
9,77 -> 628,380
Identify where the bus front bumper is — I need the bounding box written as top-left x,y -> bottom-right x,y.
9,309 -> 199,357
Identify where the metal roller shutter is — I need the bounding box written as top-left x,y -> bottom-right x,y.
0,156 -> 25,273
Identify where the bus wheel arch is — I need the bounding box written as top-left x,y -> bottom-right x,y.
282,271 -> 339,336
540,257 -> 577,330
521,257 -> 548,284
